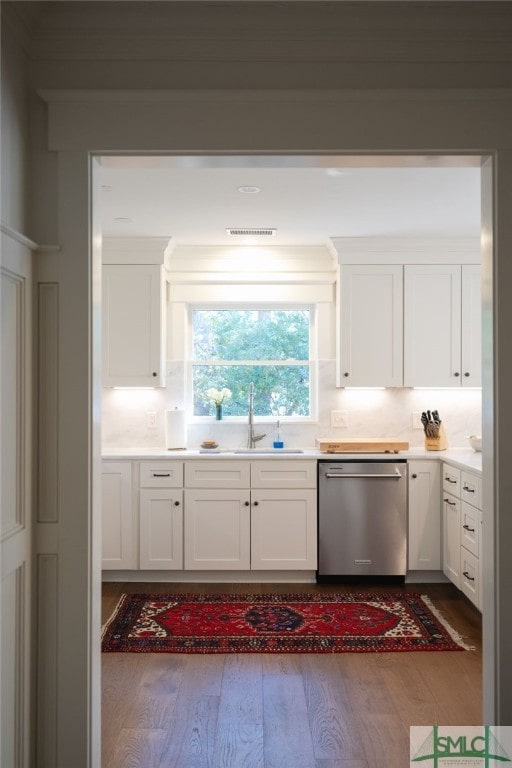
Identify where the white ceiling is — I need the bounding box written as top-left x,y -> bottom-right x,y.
99,155 -> 481,246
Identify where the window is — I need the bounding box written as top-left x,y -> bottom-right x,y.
191,308 -> 314,418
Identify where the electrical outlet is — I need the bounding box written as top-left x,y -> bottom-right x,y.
146,411 -> 157,429
412,412 -> 423,430
331,410 -> 348,428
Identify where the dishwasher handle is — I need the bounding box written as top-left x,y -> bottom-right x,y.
324,468 -> 403,480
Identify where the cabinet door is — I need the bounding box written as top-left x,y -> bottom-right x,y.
102,462 -> 134,569
251,489 -> 317,570
461,265 -> 481,387
139,489 -> 183,569
460,547 -> 479,606
408,460 -> 441,571
460,501 -> 479,558
102,264 -> 165,387
442,493 -> 461,587
339,265 -> 403,387
184,489 -> 250,570
404,265 -> 461,387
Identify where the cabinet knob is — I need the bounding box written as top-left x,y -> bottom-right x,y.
253,500 -> 259,506
152,372 -> 157,377
454,372 -> 460,377
464,372 -> 470,377
343,372 -> 349,378
174,500 -> 180,507
411,473 -> 417,479
244,501 -> 250,506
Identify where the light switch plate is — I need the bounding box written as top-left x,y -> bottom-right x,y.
331,410 -> 348,428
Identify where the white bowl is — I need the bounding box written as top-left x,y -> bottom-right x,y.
468,435 -> 482,452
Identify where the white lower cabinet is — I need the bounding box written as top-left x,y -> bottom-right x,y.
442,463 -> 482,609
139,461 -> 184,569
408,460 -> 441,571
251,489 -> 317,570
102,461 -> 135,569
442,492 -> 461,587
184,460 -> 317,571
184,489 -> 251,570
140,489 -> 183,569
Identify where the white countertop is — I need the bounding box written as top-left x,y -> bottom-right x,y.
102,446 -> 482,474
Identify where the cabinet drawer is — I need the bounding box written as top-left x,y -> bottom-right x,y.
442,464 -> 461,496
461,501 -> 480,558
250,460 -> 317,489
185,460 -> 250,489
461,471 -> 481,509
460,546 -> 479,607
140,461 -> 183,488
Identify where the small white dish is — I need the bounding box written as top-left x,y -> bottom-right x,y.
468,435 -> 482,452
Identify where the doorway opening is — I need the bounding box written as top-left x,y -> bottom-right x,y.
95,152 -> 488,764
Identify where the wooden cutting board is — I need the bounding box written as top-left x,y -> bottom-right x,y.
316,437 -> 409,453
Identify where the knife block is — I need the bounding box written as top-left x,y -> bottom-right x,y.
425,424 -> 448,451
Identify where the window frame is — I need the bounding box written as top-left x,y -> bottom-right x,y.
186,303 -> 318,422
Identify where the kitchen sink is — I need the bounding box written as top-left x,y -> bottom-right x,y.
232,448 -> 304,454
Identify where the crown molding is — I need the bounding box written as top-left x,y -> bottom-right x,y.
332,236 -> 481,264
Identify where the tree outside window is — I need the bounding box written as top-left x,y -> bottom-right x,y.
191,309 -> 311,417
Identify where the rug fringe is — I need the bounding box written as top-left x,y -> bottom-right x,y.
101,593 -> 128,641
420,594 -> 476,651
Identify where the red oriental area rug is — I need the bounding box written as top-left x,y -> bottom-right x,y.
101,593 -> 471,654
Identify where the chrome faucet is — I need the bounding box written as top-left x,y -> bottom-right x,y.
247,382 -> 266,448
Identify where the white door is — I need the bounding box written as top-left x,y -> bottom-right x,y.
184,489 -> 250,569
339,264 -> 403,387
101,462 -> 134,569
102,264 -> 165,386
251,489 -> 317,569
461,264 -> 482,386
1,234 -> 33,767
140,489 -> 183,569
404,264 -> 462,387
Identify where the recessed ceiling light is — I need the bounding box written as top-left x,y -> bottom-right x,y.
114,217 -> 133,223
237,186 -> 261,194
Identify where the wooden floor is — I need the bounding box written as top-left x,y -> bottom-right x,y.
101,582 -> 482,768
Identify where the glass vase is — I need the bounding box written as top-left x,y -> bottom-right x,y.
215,404 -> 222,420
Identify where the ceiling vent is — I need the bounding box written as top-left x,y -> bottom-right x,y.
226,228 -> 276,237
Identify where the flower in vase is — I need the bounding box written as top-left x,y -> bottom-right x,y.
206,387 -> 232,406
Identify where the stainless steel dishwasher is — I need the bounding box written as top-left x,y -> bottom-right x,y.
317,460 -> 407,579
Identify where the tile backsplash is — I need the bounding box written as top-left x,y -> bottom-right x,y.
102,360 -> 482,451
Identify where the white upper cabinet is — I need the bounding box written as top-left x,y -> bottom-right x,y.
102,264 -> 167,387
339,265 -> 403,387
404,264 -> 480,388
461,265 -> 482,386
